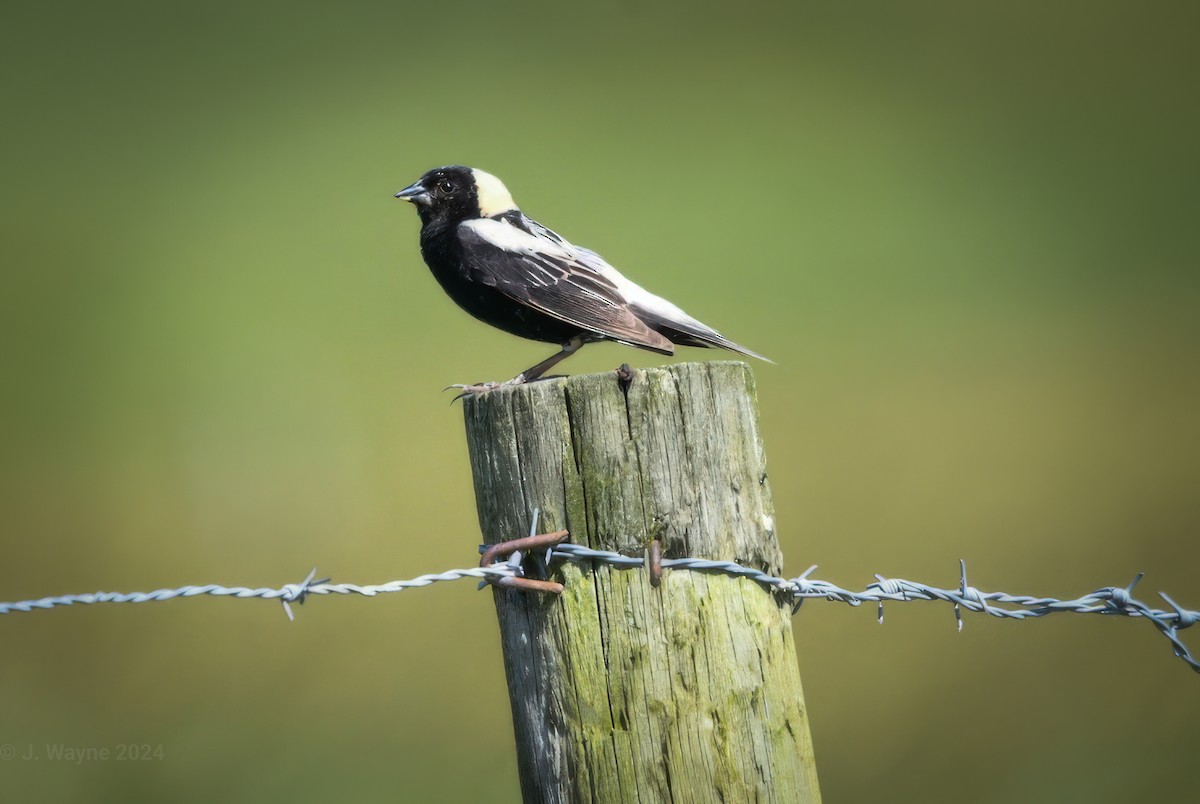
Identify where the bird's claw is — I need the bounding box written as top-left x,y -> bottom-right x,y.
445,381 -> 501,403
444,381 -> 503,394
444,375 -> 527,404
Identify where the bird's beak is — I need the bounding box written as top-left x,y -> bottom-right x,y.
394,181 -> 430,205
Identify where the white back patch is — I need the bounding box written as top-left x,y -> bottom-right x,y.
471,168 -> 517,216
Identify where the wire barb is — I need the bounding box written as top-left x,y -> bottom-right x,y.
279,567 -> 330,621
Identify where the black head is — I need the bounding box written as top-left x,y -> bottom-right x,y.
394,165 -> 517,226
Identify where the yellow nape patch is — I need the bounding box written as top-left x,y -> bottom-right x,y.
472,168 -> 517,216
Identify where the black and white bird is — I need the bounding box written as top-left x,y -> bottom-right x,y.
394,165 -> 768,393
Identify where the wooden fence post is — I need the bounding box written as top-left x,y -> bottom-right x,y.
463,361 -> 821,803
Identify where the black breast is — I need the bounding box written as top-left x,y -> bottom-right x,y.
418,222 -> 583,345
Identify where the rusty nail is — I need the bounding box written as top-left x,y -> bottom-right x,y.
495,576 -> 566,594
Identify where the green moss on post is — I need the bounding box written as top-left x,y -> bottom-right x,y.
464,362 -> 821,803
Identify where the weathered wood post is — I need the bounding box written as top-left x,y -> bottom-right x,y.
463,361 -> 821,803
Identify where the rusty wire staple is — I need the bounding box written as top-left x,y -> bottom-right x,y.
648,538 -> 664,588
478,510 -> 569,594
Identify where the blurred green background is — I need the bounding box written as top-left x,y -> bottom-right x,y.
2,1 -> 1197,801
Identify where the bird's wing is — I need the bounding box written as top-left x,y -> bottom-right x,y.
457,217 -> 674,354
571,245 -> 772,363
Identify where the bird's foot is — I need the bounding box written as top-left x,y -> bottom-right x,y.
444,374 -> 527,403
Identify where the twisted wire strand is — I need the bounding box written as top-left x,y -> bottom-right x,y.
1,543 -> 1195,672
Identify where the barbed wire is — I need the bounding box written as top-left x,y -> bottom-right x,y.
0,565 -> 516,621
1,534 -> 1195,672
551,544 -> 1198,672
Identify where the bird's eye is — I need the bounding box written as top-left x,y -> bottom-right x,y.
439,180 -> 455,193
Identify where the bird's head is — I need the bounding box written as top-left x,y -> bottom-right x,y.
394,166 -> 517,225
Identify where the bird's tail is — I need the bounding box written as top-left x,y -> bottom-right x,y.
633,305 -> 773,363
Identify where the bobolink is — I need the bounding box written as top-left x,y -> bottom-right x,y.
395,166 -> 767,392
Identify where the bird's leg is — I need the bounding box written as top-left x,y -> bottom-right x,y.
518,336 -> 584,382
446,337 -> 585,400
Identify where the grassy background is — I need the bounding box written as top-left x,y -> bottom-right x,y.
2,1 -> 1197,801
